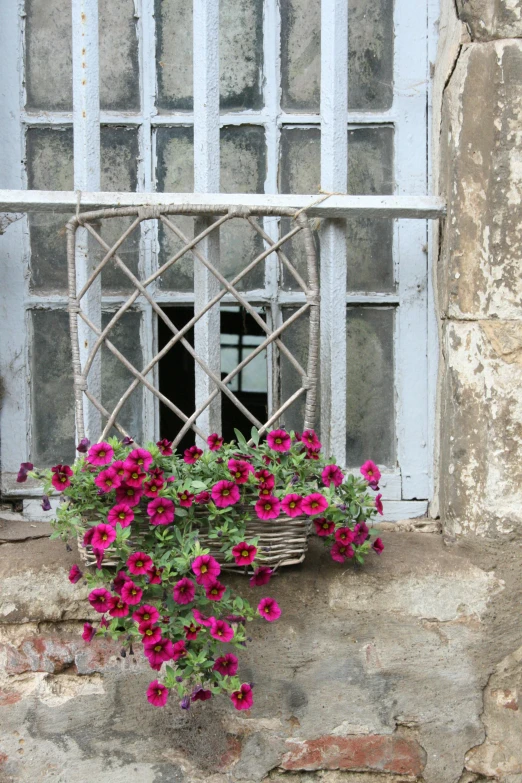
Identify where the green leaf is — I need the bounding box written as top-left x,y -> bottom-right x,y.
250,427 -> 260,446
234,428 -> 248,451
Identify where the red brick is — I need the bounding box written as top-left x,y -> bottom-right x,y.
282,735 -> 425,776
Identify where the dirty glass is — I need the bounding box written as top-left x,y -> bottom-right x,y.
346,307 -> 395,467
101,311 -> 143,443
281,0 -> 394,112
26,127 -> 139,292
279,309 -> 316,436
25,0 -> 140,112
156,0 -> 263,112
279,126 -> 394,291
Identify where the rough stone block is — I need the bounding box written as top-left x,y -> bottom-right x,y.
456,0 -> 522,40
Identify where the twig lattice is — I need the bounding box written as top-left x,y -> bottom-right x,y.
66,204 -> 319,446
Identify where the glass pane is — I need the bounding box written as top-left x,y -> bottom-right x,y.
280,309 -> 317,436
31,310 -> 75,466
279,126 -> 394,292
101,311 -> 143,442
25,0 -> 140,112
156,0 -> 263,112
27,127 -> 139,292
281,0 -> 394,112
346,308 -> 395,467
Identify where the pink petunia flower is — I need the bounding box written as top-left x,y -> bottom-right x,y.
122,468 -> 146,488
144,638 -> 175,667
255,495 -> 281,520
191,687 -> 212,702
113,570 -> 131,595
51,464 -> 73,491
82,622 -> 95,642
205,580 -> 226,601
91,524 -> 117,550
207,433 -> 224,451
149,467 -> 165,479
16,462 -> 34,483
255,469 -> 275,488
372,537 -> 385,555
177,490 -> 194,508
231,542 -> 257,566
127,552 -> 153,576
173,577 -> 196,604
171,640 -> 187,661
83,527 -> 95,547
335,527 -> 355,545
209,618 -> 234,643
195,490 -> 211,504
305,448 -> 321,461
231,683 -> 253,711
87,442 -> 114,466
313,517 -> 335,537
302,493 -> 329,516
156,438 -> 173,456
258,485 -> 273,498
140,624 -> 162,645
143,478 -> 164,498
147,680 -> 169,707
353,521 -> 369,546
147,565 -> 163,584
88,588 -> 112,613
193,608 -> 212,628
76,438 -> 90,453
94,467 -> 121,493
228,459 -> 254,485
258,597 -> 281,622
301,429 -> 321,450
120,581 -> 143,605
68,564 -> 82,584
108,596 -> 129,618
266,429 -> 291,452
94,548 -> 105,570
249,566 -> 273,587
183,622 -> 200,640
360,460 -> 381,484
281,494 -> 304,518
147,497 -> 175,526
211,480 -> 240,508
116,484 -> 143,507
321,464 -> 344,488
133,604 -> 160,625
330,541 -> 354,563
107,503 -> 134,528
192,554 -> 221,586
213,653 -> 238,676
375,493 -> 384,515
125,448 -> 153,472
111,460 -> 127,479
184,445 -> 203,464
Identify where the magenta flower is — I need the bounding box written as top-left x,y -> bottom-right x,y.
211,479 -> 240,508
213,653 -> 238,676
122,468 -> 145,488
83,528 -> 95,547
231,542 -> 257,566
209,618 -> 234,643
108,596 -> 129,618
193,608 -> 212,628
94,467 -> 121,493
313,518 -> 335,537
195,490 -> 211,504
16,462 -> 34,483
94,548 -> 105,570
68,564 -> 82,584
255,469 -> 275,489
120,581 -> 143,605
266,429 -> 291,452
143,478 -> 164,498
122,436 -> 134,446
147,497 -> 175,526
249,566 -> 273,587
372,537 -> 385,555
133,604 -> 159,624
258,485 -> 273,498
191,687 -> 212,702
305,448 -> 321,461
82,622 -> 95,642
147,565 -> 163,584
301,429 -> 321,450
173,577 -> 196,604
184,622 -> 200,640
228,459 -> 254,485
330,542 -> 354,563
51,464 -> 73,491
192,554 -> 221,586
140,624 -> 162,645
375,493 -> 384,515
258,597 -> 281,622
360,460 -> 381,484
90,524 -> 117,550
88,588 -> 112,613
41,495 -> 52,511
205,579 -> 226,601
231,683 -> 253,711
107,503 -> 134,528
124,448 -> 153,472
147,680 -> 169,707
335,527 -> 355,545
111,460 -> 127,479
302,493 -> 328,516
255,495 -> 281,520
183,445 -> 203,464
353,521 -> 369,545
115,484 -> 143,507
127,552 -> 153,576
281,494 -> 304,518
177,490 -> 194,508
207,433 -> 224,451
144,638 -> 175,667
171,640 -> 187,661
87,442 -> 114,466
112,570 -> 131,595
321,464 -> 344,488
156,438 -> 173,456
76,437 -> 90,453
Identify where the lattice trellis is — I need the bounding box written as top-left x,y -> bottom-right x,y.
66,204 -> 319,446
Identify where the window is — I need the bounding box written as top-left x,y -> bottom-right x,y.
0,0 -> 441,520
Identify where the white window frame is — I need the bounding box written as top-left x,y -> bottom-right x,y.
0,0 -> 443,522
